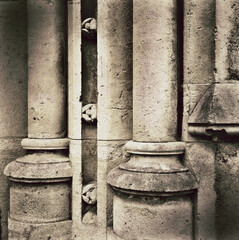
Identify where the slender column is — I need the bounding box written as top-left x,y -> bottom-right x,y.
97,0 -> 133,238
108,1 -> 197,239
4,1 -> 72,239
28,0 -> 66,138
68,1 -> 82,239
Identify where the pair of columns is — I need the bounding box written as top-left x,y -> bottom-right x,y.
4,0 -> 239,239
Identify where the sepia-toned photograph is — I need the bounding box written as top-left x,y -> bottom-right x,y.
0,0 -> 238,239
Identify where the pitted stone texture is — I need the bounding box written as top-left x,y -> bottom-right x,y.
113,194 -> 193,240
216,0 -> 239,81
82,139 -> 97,184
184,0 -> 215,85
108,167 -> 197,194
215,143 -> 239,239
0,138 -> 26,240
8,218 -> 71,240
10,182 -> 71,223
125,141 -> 185,155
108,141 -> 197,195
69,140 -> 83,239
28,0 -> 66,138
188,83 -> 239,125
4,153 -> 72,180
97,140 -> 130,230
183,0 -> 216,142
98,0 -> 133,140
185,142 -> 216,240
133,0 -> 178,142
21,138 -> 69,150
68,0 -> 82,140
0,1 -> 27,138
182,84 -> 211,142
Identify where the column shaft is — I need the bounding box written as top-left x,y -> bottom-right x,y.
97,0 -> 133,237
133,0 -> 178,142
28,0 -> 66,138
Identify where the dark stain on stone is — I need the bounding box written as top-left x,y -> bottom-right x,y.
227,2 -> 239,80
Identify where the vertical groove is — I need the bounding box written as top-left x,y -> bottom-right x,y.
177,0 -> 184,141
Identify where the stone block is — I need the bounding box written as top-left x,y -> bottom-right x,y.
8,218 -> 72,240
9,182 -> 71,223
215,143 -> 239,239
113,194 -> 193,240
184,0 -> 215,85
97,140 -> 130,230
0,138 -> 25,240
185,142 -> 216,240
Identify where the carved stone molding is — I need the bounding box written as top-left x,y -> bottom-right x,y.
188,83 -> 239,140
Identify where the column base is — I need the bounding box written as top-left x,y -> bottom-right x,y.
107,141 -> 198,239
8,218 -> 72,240
113,193 -> 194,240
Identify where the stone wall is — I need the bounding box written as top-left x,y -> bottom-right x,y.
0,1 -> 27,239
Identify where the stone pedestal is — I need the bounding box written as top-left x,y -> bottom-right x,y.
108,0 -> 198,239
4,1 -> 72,239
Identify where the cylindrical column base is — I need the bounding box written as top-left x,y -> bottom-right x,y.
113,193 -> 194,240
10,182 -> 71,223
8,218 -> 72,240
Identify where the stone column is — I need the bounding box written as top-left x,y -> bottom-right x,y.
108,1 -> 198,239
68,1 -> 82,239
4,1 -> 72,239
97,0 -> 133,238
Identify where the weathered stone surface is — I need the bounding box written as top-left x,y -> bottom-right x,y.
8,218 -> 72,240
0,138 -> 26,240
21,138 -> 69,150
69,139 -> 82,240
97,141 -> 130,231
4,153 -> 72,181
188,83 -> 239,125
216,0 -> 239,82
0,1 -> 27,138
182,84 -> 211,142
108,142 -> 197,194
28,0 -> 66,138
97,0 -> 133,141
10,182 -> 71,223
185,142 -> 216,240
125,141 -> 185,155
184,0 -> 215,85
133,0 -> 178,142
97,1 -> 133,238
108,168 -> 197,195
82,139 -> 97,184
113,194 -> 193,240
215,143 -> 239,239
68,0 -> 82,140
